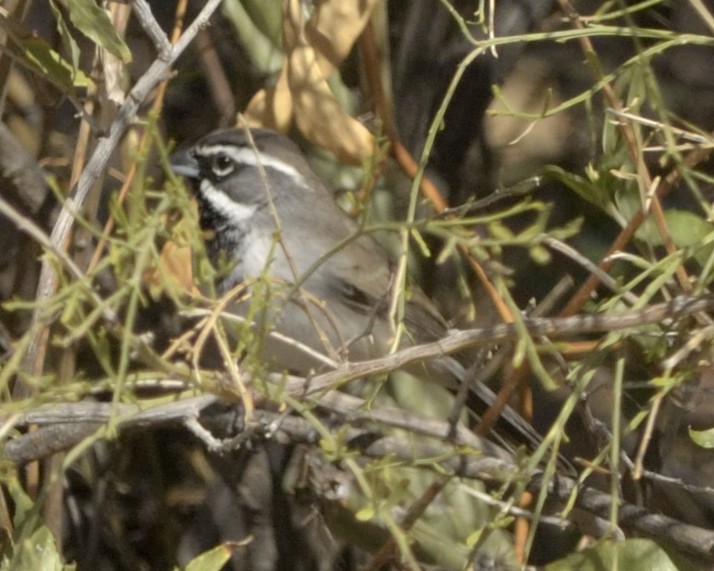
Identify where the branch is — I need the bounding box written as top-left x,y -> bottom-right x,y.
5,391 -> 714,560
132,0 -> 171,58
529,472 -> 714,560
18,0 -> 223,397
4,395 -> 219,463
294,295 -> 714,395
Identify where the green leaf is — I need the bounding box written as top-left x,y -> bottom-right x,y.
529,244 -> 551,265
241,0 -> 283,43
182,543 -> 234,571
546,538 -> 697,571
6,477 -> 34,529
544,165 -> 615,215
2,478 -> 74,570
3,27 -> 92,90
64,0 -> 131,63
664,210 -> 714,267
689,425 -> 714,449
8,527 -> 76,571
355,507 -> 375,521
488,221 -> 514,241
628,208 -> 714,267
49,0 -> 81,72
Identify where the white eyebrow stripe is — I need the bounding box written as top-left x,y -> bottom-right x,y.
199,179 -> 258,222
196,144 -> 306,186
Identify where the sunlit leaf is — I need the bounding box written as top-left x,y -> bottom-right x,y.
11,527 -> 75,571
529,244 -> 551,264
546,538 -> 689,571
64,0 -> 131,63
355,507 -> 375,521
3,28 -> 92,90
689,426 -> 714,449
49,0 -> 80,72
244,0 -> 377,163
183,543 -> 234,571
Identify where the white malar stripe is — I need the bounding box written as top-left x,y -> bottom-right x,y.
196,144 -> 307,187
199,179 -> 257,222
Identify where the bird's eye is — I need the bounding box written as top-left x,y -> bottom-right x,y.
210,153 -> 234,177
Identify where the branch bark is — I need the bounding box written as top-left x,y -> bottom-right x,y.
5,390 -> 714,560
16,0 -> 224,398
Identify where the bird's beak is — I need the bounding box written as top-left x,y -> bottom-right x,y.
169,149 -> 200,179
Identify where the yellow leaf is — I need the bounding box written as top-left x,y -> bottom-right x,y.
243,65 -> 293,131
305,0 -> 381,72
283,0 -> 374,164
144,240 -> 196,298
244,0 -> 377,164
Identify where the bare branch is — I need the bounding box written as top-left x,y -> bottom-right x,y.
297,295 -> 714,395
8,391 -> 714,559
131,0 -> 171,59
0,194 -> 117,325
18,0 -> 223,397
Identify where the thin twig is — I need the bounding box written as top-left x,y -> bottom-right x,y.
542,235 -> 639,305
131,0 -> 171,58
0,195 -> 117,325
360,18 -> 514,325
556,1 -> 705,314
87,0 -> 190,273
297,294 -> 714,396
6,383 -> 714,559
18,0 -> 223,398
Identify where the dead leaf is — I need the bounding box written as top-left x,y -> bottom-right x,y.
306,0 -> 381,73
288,41 -> 374,163
144,239 -> 196,298
143,206 -> 199,298
243,65 -> 293,131
243,0 -> 377,163
283,0 -> 374,163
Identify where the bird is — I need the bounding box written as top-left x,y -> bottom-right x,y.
170,127 -> 542,449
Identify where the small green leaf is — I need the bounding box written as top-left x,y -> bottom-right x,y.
6,477 -> 34,528
410,228 -> 431,258
663,210 -> 714,268
465,528 -> 484,548
529,244 -> 551,265
689,426 -> 714,449
11,527 -> 75,571
5,30 -> 92,90
355,507 -> 375,521
544,165 -> 614,215
65,0 -> 132,63
488,221 -> 514,241
183,543 -> 234,571
546,538 -> 687,571
241,0 -> 283,44
50,0 -> 81,72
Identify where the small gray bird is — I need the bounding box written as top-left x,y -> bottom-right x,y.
171,127 -> 541,447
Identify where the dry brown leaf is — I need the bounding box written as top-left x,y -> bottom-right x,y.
143,239 -> 197,298
143,207 -> 199,298
243,0 -> 377,163
284,0 -> 374,163
306,0 -> 381,73
243,65 -> 293,131
288,42 -> 374,163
